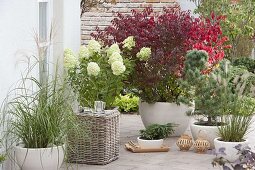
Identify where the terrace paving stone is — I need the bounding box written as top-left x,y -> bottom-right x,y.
62,114 -> 255,170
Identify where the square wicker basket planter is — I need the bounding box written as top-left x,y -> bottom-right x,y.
67,110 -> 120,165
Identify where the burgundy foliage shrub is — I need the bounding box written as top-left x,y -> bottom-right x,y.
92,8 -> 230,103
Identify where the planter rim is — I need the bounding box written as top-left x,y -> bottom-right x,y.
15,144 -> 64,151
191,122 -> 224,128
137,137 -> 163,141
214,137 -> 248,144
140,101 -> 187,105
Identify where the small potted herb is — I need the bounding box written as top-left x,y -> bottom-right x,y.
137,123 -> 175,148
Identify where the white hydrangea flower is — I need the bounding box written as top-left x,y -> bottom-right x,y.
122,36 -> 135,50
79,46 -> 90,59
87,39 -> 101,54
64,49 -> 78,69
136,47 -> 151,61
107,43 -> 120,57
108,52 -> 123,64
87,62 -> 100,76
111,61 -> 126,76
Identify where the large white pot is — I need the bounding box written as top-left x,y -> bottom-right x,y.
139,102 -> 192,136
190,122 -> 219,149
15,145 -> 64,170
214,138 -> 249,162
137,137 -> 163,149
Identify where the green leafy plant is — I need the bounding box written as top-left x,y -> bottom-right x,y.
0,154 -> 5,164
65,38 -> 136,108
3,65 -> 77,148
113,94 -> 139,113
133,75 -> 192,104
230,66 -> 255,97
218,96 -> 255,142
233,57 -> 255,73
190,0 -> 255,59
139,123 -> 176,140
183,50 -> 226,125
183,50 -> 255,126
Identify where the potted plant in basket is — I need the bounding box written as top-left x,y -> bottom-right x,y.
92,8 -> 230,136
64,38 -> 134,110
138,123 -> 175,149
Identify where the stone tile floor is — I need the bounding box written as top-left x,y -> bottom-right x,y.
64,114 -> 255,170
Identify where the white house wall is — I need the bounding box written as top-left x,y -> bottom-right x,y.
0,0 -> 80,169
0,0 -> 81,105
0,0 -> 39,106
178,0 -> 197,16
63,0 -> 81,52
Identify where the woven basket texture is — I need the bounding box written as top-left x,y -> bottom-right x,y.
67,110 -> 120,165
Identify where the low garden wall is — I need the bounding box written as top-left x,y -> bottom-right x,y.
81,0 -> 179,44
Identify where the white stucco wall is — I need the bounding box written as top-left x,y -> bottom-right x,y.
178,0 -> 197,16
0,0 -> 39,105
63,0 -> 81,53
0,0 -> 80,168
0,0 -> 80,104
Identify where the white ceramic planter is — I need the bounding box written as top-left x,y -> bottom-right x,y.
190,122 -> 219,149
137,137 -> 163,149
15,145 -> 64,170
139,102 -> 192,136
214,138 -> 249,162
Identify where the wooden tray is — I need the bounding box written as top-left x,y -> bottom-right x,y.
125,142 -> 170,153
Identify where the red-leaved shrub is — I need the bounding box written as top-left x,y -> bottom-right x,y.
92,8 -> 230,103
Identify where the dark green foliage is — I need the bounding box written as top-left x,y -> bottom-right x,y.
233,57 -> 255,73
183,50 -> 224,125
135,75 -> 192,104
184,50 -> 209,86
139,123 -> 176,140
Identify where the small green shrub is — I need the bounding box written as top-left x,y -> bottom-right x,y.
113,94 -> 139,112
0,154 -> 5,164
139,123 -> 176,140
233,57 -> 255,73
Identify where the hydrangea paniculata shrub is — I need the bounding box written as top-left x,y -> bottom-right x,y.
64,38 -> 151,107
